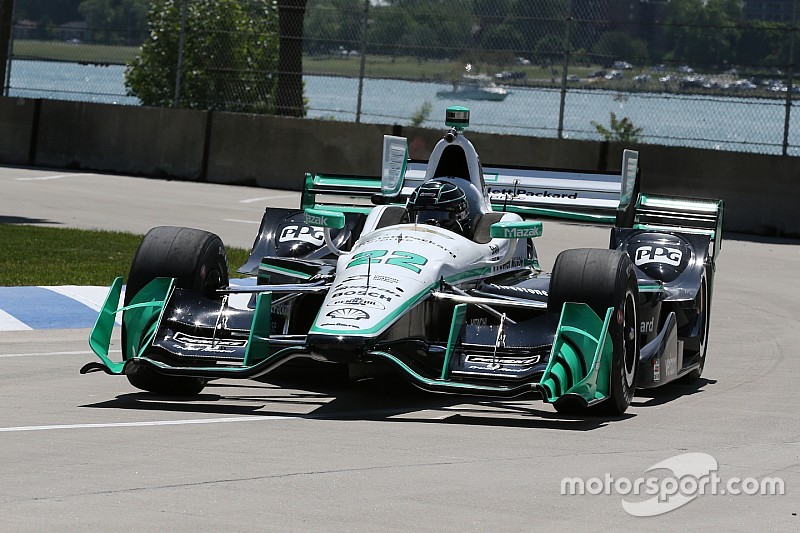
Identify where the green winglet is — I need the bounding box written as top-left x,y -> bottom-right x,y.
539,303 -> 614,406
441,303 -> 467,380
122,277 -> 174,361
243,292 -> 272,366
87,277 -> 173,374
88,277 -> 125,374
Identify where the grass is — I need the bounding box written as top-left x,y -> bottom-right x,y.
0,225 -> 251,287
13,39 -> 140,65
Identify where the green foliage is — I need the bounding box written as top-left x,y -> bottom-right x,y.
665,0 -> 741,66
409,100 -> 432,127
593,32 -> 649,65
591,113 -> 643,143
0,225 -> 250,286
125,0 -> 279,113
78,0 -> 149,44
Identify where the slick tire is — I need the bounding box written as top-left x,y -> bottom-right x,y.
123,226 -> 229,396
548,248 -> 639,415
679,273 -> 710,384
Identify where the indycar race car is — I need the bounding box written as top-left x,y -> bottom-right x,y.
83,107 -> 723,415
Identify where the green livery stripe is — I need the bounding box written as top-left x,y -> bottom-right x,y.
314,175 -> 381,188
259,262 -> 313,280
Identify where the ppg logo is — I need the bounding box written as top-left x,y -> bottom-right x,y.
278,225 -> 324,246
634,245 -> 682,267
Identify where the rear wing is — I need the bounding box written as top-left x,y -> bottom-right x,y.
301,140 -> 722,252
302,144 -> 640,224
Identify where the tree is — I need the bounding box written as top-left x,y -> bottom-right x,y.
593,32 -> 649,65
591,113 -> 643,143
125,0 -> 278,114
79,0 -> 148,44
665,0 -> 741,67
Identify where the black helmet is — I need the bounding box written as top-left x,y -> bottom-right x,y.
407,179 -> 470,235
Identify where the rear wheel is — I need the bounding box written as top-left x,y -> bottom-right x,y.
124,226 -> 229,396
679,273 -> 709,383
548,248 -> 639,415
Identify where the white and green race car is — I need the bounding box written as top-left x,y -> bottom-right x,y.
83,107 -> 723,416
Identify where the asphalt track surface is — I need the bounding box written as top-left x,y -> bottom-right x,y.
1,166 -> 798,530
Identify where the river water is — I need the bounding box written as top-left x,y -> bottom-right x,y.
7,59 -> 798,156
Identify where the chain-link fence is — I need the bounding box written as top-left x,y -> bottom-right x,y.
4,0 -> 800,155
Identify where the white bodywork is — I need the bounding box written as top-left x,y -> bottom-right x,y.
309,215 -> 524,338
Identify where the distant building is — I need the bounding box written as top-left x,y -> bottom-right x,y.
59,21 -> 91,43
14,20 -> 39,39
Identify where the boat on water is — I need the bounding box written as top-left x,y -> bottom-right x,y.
436,75 -> 509,101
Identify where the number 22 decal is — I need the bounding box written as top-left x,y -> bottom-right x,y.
347,250 -> 428,274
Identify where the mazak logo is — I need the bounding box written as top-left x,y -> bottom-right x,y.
561,452 -> 785,517
305,213 -> 332,227
503,227 -> 541,238
634,246 -> 682,267
278,225 -> 324,245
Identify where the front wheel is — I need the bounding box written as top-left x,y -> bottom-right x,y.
123,226 -> 229,396
548,248 -> 640,415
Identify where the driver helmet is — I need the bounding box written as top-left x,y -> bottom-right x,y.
407,179 -> 470,235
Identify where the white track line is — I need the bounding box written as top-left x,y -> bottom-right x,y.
223,218 -> 261,225
0,416 -> 300,433
0,350 -> 98,359
14,173 -> 94,181
239,194 -> 297,204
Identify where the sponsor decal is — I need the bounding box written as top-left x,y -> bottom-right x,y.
634,245 -> 683,267
664,351 -> 677,377
487,187 -> 579,200
653,358 -> 661,382
326,308 -> 370,321
465,354 -> 540,366
317,322 -> 359,329
640,317 -> 654,334
278,225 -> 324,246
489,244 -> 500,255
329,297 -> 386,310
331,285 -> 400,302
487,284 -> 548,297
503,226 -> 541,238
170,332 -> 247,353
305,213 -> 327,227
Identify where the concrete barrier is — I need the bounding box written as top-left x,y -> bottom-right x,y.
33,100 -> 207,179
0,97 -> 35,165
1,96 -> 798,237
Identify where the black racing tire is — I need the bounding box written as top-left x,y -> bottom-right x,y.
679,273 -> 709,384
123,226 -> 229,396
548,248 -> 639,415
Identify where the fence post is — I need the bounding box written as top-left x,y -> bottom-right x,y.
0,0 -> 14,96
355,0 -> 369,123
782,0 -> 797,156
557,0 -> 573,140
173,0 -> 188,107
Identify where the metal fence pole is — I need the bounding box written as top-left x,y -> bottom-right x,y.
0,0 -> 15,96
355,0 -> 369,123
557,1 -> 573,140
782,0 -> 797,156
173,0 -> 188,107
